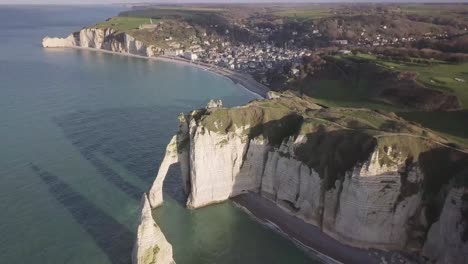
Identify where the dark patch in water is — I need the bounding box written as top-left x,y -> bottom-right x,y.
30,164 -> 133,264
53,106 -> 191,203
83,150 -> 142,201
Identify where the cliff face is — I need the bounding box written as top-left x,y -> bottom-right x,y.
132,194 -> 175,264
149,93 -> 468,263
42,28 -> 159,57
423,188 -> 468,263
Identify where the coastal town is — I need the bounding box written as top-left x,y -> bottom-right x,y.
119,4 -> 468,87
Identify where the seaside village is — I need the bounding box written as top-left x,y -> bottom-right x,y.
137,19 -> 325,83
135,18 -> 463,86
163,37 -> 314,82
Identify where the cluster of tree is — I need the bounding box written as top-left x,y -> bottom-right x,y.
406,14 -> 465,29
299,55 -> 326,76
413,35 -> 468,54
366,47 -> 468,63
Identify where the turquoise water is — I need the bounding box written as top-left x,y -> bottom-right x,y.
0,5 -> 315,264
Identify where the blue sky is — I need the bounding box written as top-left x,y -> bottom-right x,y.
1,0 -> 467,4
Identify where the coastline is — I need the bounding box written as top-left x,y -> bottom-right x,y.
47,45 -> 269,99
232,193 -> 409,264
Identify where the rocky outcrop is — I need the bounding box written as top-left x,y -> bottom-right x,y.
148,95 -> 468,263
42,28 -> 159,57
42,35 -> 77,48
205,99 -> 223,109
148,136 -> 179,208
132,194 -> 175,264
423,188 -> 468,264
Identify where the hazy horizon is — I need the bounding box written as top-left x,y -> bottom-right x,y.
1,0 -> 468,6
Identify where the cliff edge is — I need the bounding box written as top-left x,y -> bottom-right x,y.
149,92 -> 468,263
42,28 -> 159,57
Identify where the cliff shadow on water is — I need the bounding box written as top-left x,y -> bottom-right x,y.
30,164 -> 133,264
53,106 -> 187,204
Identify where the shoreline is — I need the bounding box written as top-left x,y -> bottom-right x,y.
45,44 -> 388,264
232,193 -> 409,264
46,45 -> 269,99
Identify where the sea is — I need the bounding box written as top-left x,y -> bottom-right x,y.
0,5 -> 316,264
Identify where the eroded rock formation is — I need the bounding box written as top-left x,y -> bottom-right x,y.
42,28 -> 159,57
132,194 -> 175,264
149,93 -> 468,263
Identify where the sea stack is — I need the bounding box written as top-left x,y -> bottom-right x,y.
132,194 -> 175,264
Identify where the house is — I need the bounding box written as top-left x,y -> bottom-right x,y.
332,40 -> 348,45
184,52 -> 198,61
291,68 -> 300,76
138,18 -> 158,30
165,49 -> 183,56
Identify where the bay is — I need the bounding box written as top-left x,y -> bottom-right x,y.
0,5 -> 314,264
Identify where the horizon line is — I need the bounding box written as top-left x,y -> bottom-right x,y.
2,0 -> 468,6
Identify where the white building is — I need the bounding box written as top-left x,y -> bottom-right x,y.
184,52 -> 198,61
165,49 -> 184,56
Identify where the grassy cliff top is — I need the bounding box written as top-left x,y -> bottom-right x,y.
196,92 -> 455,148
192,93 -> 468,205
88,17 -> 155,32
196,93 -> 468,188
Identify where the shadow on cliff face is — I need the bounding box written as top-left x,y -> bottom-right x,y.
294,127 -> 377,190
30,164 -> 133,264
247,113 -> 304,147
163,163 -> 188,205
233,117 -> 377,193
418,147 -> 468,225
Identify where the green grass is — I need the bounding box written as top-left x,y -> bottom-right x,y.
398,111 -> 468,147
150,6 -> 225,12
297,54 -> 468,148
400,63 -> 468,108
399,4 -> 468,20
291,64 -> 405,112
274,7 -> 333,20
350,53 -> 468,108
92,17 -> 155,32
119,7 -> 227,26
341,110 -> 388,129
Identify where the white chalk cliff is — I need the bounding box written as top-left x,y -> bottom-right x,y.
42,28 -> 159,57
132,194 -> 175,264
148,95 -> 468,263
42,26 -> 467,262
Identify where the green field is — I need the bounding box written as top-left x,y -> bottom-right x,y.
274,7 -> 333,20
334,53 -> 468,148
91,17 -> 155,32
399,4 -> 468,20
293,78 -> 403,112
398,110 -> 468,147
119,7 -> 226,25
351,53 -> 468,108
